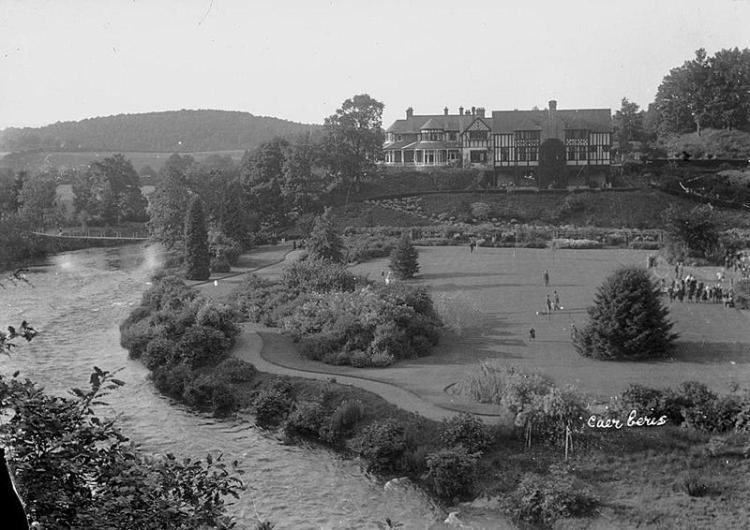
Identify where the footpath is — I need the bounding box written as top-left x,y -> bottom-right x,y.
194,244 -> 505,424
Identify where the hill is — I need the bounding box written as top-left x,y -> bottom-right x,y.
0,109 -> 321,153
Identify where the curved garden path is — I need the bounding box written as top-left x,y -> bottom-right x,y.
193,243 -> 505,423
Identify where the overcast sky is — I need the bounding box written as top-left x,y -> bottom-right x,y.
1,0 -> 749,132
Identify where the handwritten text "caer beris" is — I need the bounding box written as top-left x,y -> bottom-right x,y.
587,410 -> 667,429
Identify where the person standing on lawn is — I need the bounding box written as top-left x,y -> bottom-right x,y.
543,269 -> 549,286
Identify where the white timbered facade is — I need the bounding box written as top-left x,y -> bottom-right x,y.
383,101 -> 612,173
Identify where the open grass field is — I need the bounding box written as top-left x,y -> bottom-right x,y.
350,246 -> 750,403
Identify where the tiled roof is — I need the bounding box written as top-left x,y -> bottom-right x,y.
386,114 -> 476,134
420,118 -> 444,130
492,108 -> 612,133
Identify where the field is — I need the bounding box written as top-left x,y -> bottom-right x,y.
350,246 -> 750,403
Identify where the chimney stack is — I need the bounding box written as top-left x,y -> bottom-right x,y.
471,106 -> 476,116
406,107 -> 414,118
548,100 -> 557,112
477,107 -> 485,118
444,106 -> 449,116
459,106 -> 464,116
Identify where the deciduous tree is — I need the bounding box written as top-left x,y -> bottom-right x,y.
322,94 -> 384,191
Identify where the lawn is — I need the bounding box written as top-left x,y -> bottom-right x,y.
350,246 -> 750,402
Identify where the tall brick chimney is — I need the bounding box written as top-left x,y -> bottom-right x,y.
549,100 -> 557,112
459,106 -> 464,116
406,107 -> 414,118
444,107 -> 449,116
471,106 -> 476,116
477,107 -> 485,118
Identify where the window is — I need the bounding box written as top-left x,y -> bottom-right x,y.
565,129 -> 588,141
578,146 -> 587,161
567,146 -> 577,161
518,147 -> 527,162
447,132 -> 457,141
470,150 -> 487,163
469,130 -> 487,141
500,147 -> 510,162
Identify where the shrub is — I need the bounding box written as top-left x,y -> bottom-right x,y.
359,419 -> 406,473
425,446 -> 480,500
152,363 -> 193,398
676,471 -> 709,497
389,234 -> 420,280
184,197 -> 210,281
683,394 -> 740,433
176,325 -> 231,369
573,266 -> 677,360
211,383 -> 238,417
140,275 -> 197,312
514,469 -> 598,526
349,350 -> 370,367
253,388 -> 292,427
214,358 -> 256,383
195,302 -> 239,339
281,258 -> 358,292
619,384 -> 684,425
440,413 -> 491,454
182,374 -> 217,409
321,399 -> 364,443
551,238 -> 602,250
143,336 -> 176,370
210,256 -> 231,273
284,400 -> 326,438
120,319 -> 157,359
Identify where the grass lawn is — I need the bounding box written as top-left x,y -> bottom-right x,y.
350,246 -> 750,402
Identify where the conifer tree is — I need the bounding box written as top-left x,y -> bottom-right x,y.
573,266 -> 677,360
389,234 -> 420,280
184,197 -> 210,280
307,207 -> 344,263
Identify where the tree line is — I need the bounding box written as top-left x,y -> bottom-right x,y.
613,47 -> 750,156
0,109 -> 321,152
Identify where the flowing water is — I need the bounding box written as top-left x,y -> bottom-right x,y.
0,245 -> 451,529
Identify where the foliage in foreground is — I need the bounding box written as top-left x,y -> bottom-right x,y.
0,367 -> 243,529
573,266 -> 677,360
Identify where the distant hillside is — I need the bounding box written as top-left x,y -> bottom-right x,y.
0,109 -> 321,152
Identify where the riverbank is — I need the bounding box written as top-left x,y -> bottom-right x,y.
134,244 -> 750,528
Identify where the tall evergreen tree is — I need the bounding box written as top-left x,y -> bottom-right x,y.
389,234 -> 420,280
307,207 -> 344,263
573,266 -> 677,361
184,197 -> 210,280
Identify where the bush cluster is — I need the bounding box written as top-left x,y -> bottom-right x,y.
343,231 -> 399,263
513,467 -> 598,527
284,282 -> 441,367
551,238 -> 602,249
120,275 -> 242,416
615,381 -> 750,434
451,363 -> 586,446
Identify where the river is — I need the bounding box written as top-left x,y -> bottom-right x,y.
0,244 -> 451,529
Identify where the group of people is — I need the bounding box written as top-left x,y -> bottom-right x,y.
665,276 -> 735,306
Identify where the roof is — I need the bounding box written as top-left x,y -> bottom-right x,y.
420,118 -> 444,130
386,113 -> 477,134
492,108 -> 612,133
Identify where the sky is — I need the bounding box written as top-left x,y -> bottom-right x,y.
1,0 -> 749,132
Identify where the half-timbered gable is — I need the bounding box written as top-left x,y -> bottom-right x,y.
383,101 -> 611,176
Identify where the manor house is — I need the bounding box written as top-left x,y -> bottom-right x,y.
383,100 -> 613,188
